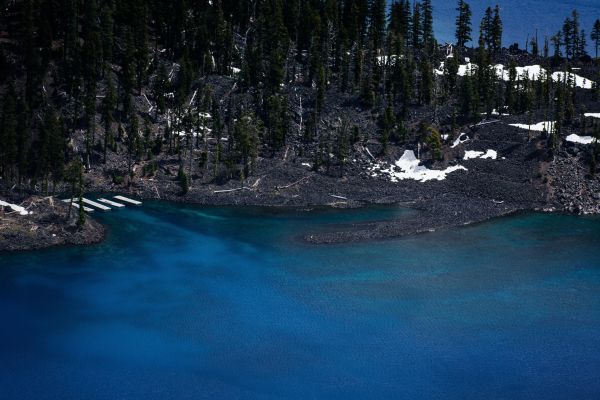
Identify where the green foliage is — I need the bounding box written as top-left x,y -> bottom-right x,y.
177,165 -> 189,195
422,124 -> 443,161
455,0 -> 472,48
2,0 -> 600,193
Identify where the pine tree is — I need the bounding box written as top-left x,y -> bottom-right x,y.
266,94 -> 288,150
412,2 -> 422,50
261,0 -> 289,93
481,7 -> 493,50
0,85 -> 18,183
459,74 -> 478,122
316,64 -> 326,114
103,77 -> 116,163
177,165 -> 189,195
422,0 -> 435,54
455,0 -> 472,48
382,102 -> 396,151
592,19 -> 600,59
579,30 -> 587,57
552,31 -> 563,59
571,10 -> 581,58
369,0 -> 386,53
77,164 -> 85,228
100,1 -> 115,74
445,48 -> 460,93
419,58 -> 433,105
491,6 -> 503,53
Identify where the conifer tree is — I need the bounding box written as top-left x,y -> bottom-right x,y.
459,74 -> 478,122
369,0 -> 387,53
491,5 -> 503,53
103,77 -> 117,163
481,7 -> 493,50
412,2 -> 422,50
382,102 -> 396,151
592,20 -> 600,59
0,85 -> 18,183
419,58 -> 433,105
455,0 -> 472,48
100,1 -> 115,75
552,31 -> 563,59
422,0 -> 435,54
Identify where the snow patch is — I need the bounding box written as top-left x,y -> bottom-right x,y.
464,149 -> 498,160
552,71 -> 594,90
370,150 -> 468,183
376,55 -> 404,66
0,200 -> 31,216
584,113 -> 600,119
566,134 -> 597,145
451,133 -> 469,148
509,121 -> 555,132
436,63 -> 596,89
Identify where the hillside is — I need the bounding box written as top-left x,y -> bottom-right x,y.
1,0 -> 599,249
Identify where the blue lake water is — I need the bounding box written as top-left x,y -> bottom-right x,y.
431,0 -> 599,53
1,202 -> 600,399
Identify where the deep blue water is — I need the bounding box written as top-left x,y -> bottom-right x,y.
430,0 -> 599,53
1,202 -> 600,400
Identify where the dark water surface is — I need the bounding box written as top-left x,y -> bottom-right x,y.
1,202 -> 600,399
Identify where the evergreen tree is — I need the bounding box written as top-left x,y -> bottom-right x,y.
419,58 -> 433,105
382,102 -> 396,151
459,74 -> 478,122
369,0 -> 387,52
103,77 -> 117,163
177,165 -> 189,195
412,2 -> 422,50
491,5 -> 503,53
591,19 -> 600,58
552,31 -> 563,59
422,0 -> 435,54
0,85 -> 18,183
77,163 -> 85,227
265,94 -> 288,151
455,0 -> 472,48
481,7 -> 493,50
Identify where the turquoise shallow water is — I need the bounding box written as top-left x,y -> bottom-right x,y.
1,202 -> 600,399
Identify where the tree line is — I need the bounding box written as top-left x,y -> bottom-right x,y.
0,0 -> 599,196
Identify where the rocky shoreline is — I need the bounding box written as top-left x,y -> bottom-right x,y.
2,113 -> 599,252
0,196 -> 105,252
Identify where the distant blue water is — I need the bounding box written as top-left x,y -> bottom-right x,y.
430,0 -> 599,52
1,202 -> 600,400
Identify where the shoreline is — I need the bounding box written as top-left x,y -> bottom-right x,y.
3,119 -> 600,252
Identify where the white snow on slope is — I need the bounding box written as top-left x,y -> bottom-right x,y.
566,134 -> 597,145
0,200 -> 31,216
584,113 -> 600,119
451,133 -> 469,148
552,71 -> 594,89
464,149 -> 498,160
435,63 -> 595,89
370,151 -> 467,183
509,121 -> 555,132
376,55 -> 404,66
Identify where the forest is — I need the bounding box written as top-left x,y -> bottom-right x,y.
0,0 -> 599,199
